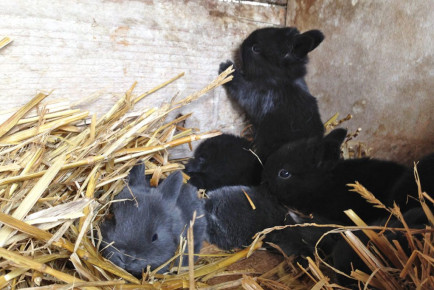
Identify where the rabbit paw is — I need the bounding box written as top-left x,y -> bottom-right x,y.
218,60 -> 234,74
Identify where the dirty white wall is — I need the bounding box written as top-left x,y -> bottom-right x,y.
287,0 -> 434,164
1,0 -> 432,163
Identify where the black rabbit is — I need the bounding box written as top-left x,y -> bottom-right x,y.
266,211 -> 337,261
332,207 -> 431,287
390,152 -> 434,203
205,185 -> 287,250
205,184 -> 336,260
219,27 -> 325,159
99,166 -> 207,276
262,128 -> 422,224
185,134 -> 262,190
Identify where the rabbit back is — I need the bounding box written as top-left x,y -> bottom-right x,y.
389,152 -> 434,211
332,207 -> 429,287
254,90 -> 324,159
205,185 -> 286,250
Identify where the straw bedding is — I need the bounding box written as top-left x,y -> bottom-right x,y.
0,65 -> 432,289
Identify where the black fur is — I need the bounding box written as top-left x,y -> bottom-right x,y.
185,134 -> 262,190
99,167 -> 207,276
332,207 -> 430,286
266,211 -> 336,261
262,130 -> 433,285
267,207 -> 431,287
219,27 -> 325,159
262,128 -> 422,224
390,152 -> 434,203
205,184 -> 336,260
205,185 -> 287,250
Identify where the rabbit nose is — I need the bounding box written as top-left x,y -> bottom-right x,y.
124,258 -> 144,274
125,266 -> 143,277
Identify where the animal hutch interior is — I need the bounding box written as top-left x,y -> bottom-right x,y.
0,1 -> 432,289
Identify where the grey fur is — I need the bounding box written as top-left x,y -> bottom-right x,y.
99,166 -> 207,277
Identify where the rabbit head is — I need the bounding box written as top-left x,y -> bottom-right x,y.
262,128 -> 347,205
100,167 -> 186,276
185,134 -> 261,190
239,27 -> 324,81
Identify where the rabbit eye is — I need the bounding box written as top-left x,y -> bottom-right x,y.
151,233 -> 158,242
278,169 -> 291,179
252,44 -> 261,54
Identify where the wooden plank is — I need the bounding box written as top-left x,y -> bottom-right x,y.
247,0 -> 287,6
0,0 -> 285,156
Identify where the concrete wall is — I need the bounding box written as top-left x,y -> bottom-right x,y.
287,0 -> 434,164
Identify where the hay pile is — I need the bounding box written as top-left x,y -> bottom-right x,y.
0,64 -> 432,289
252,186 -> 433,289
0,68 -> 235,289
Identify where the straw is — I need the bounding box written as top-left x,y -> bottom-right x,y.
0,68 -> 236,288
0,64 -> 431,289
0,36 -> 12,50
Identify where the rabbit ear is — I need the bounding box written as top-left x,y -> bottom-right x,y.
159,171 -> 184,203
325,128 -> 347,146
127,164 -> 148,187
301,30 -> 324,51
315,128 -> 347,168
292,30 -> 324,59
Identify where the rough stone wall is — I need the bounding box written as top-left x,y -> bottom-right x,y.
287,0 -> 434,164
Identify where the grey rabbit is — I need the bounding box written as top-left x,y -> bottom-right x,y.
219,27 -> 325,159
99,166 -> 207,276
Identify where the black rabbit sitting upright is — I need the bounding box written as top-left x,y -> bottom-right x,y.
219,27 -> 325,159
99,166 -> 207,277
185,134 -> 262,190
262,128 -> 427,224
